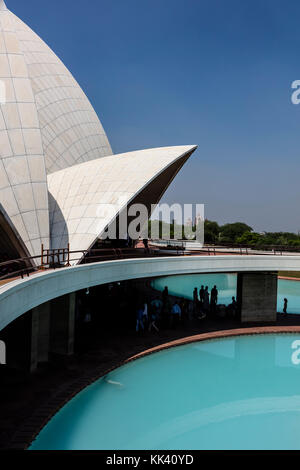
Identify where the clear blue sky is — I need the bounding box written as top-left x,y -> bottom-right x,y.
9,0 -> 300,232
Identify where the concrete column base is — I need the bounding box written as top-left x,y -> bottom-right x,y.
237,272 -> 278,323
0,294 -> 75,373
50,293 -> 76,356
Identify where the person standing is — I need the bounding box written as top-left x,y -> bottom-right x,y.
199,285 -> 205,304
230,296 -> 237,317
203,286 -> 210,314
142,302 -> 148,328
193,287 -> 198,303
136,305 -> 144,332
193,287 -> 198,318
151,296 -> 163,316
143,238 -> 149,253
162,286 -> 169,304
210,285 -> 218,316
283,298 -> 288,317
150,297 -> 162,332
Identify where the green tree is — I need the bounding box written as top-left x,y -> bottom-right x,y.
236,231 -> 263,245
219,222 -> 253,244
204,220 -> 220,244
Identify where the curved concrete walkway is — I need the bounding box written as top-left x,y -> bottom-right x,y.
1,254 -> 300,331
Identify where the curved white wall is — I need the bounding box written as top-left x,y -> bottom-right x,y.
11,6 -> 113,174
0,2 -> 112,258
1,254 -> 300,331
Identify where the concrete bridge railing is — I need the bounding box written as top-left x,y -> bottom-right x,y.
1,255 -> 300,331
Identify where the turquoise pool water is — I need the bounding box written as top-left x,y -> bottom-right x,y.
152,274 -> 300,314
30,334 -> 300,450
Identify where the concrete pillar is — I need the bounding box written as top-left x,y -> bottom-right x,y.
1,295 -> 75,373
50,293 -> 76,356
0,311 -> 33,371
30,303 -> 51,372
30,309 -> 39,373
9,295 -> 74,372
237,272 -> 278,323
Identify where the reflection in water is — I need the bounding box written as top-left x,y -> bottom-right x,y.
30,334 -> 300,450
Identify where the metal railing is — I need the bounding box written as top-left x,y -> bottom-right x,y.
0,246 -> 182,282
150,240 -> 300,256
0,242 -> 299,283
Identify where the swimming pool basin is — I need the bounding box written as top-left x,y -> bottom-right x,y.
30,331 -> 300,450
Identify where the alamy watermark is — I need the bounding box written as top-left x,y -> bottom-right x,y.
291,339 -> 300,365
97,201 -> 204,243
0,340 -> 6,365
291,80 -> 300,104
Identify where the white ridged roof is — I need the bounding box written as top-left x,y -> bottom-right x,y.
0,5 -> 49,257
0,3 -> 197,262
0,2 -> 112,258
48,146 -> 197,259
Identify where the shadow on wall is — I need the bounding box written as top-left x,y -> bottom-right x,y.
48,192 -> 69,250
0,203 -> 29,260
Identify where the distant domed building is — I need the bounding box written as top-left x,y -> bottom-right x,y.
0,0 -> 196,263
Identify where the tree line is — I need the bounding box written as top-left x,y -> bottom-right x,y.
204,220 -> 300,247
149,219 -> 300,247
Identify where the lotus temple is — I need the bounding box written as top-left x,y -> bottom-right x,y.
0,0 -> 197,263
2,0 -> 300,452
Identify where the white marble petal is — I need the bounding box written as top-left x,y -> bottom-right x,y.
48,146 -> 197,260
0,2 -> 112,258
0,3 -> 197,267
0,5 -> 49,257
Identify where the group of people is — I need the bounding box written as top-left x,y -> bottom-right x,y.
135,284 -> 239,333
192,285 -> 218,317
193,285 -> 238,319
136,287 -> 194,332
76,280 -> 242,344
